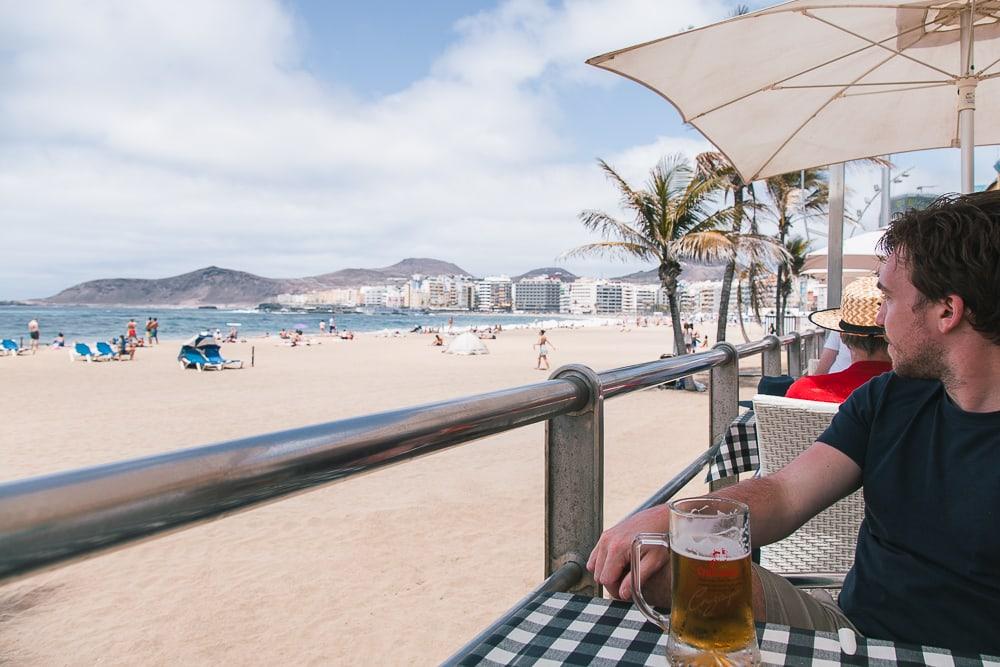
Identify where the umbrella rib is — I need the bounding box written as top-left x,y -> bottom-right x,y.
752,49 -> 902,181
803,11 -> 956,79
978,54 -> 1000,76
688,12 -> 944,124
838,81 -> 952,97
776,80 -> 949,88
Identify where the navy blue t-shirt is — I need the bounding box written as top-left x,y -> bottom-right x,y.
819,372 -> 1000,654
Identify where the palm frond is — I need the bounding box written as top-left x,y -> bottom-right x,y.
668,231 -> 735,263
560,241 -> 656,263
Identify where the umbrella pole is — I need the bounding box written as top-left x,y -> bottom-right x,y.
827,163 -> 846,308
959,7 -> 975,195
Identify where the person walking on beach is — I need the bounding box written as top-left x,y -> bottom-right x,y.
319,320 -> 326,335
145,318 -> 154,345
150,318 -> 158,345
534,330 -> 554,370
27,318 -> 39,353
127,318 -> 137,343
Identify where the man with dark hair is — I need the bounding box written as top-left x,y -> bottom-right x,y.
588,190 -> 1000,655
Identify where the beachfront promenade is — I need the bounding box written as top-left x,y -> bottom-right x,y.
0,324 -> 769,663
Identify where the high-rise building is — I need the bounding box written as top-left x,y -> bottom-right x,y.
476,276 -> 513,312
513,279 -> 561,312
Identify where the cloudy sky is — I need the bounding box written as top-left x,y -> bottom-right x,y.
1,0 -> 998,300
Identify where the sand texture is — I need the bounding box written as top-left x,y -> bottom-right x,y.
0,324 -> 763,664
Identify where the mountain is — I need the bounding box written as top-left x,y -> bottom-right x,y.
43,266 -> 311,307
512,267 -> 578,282
42,258 -> 474,306
311,258 -> 471,287
613,261 -> 727,284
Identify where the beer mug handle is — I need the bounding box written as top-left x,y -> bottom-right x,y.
630,533 -> 671,631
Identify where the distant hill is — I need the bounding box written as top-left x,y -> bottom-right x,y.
614,261 -> 727,284
512,267 -> 578,282
43,266 -> 311,307
312,258 -> 472,287
43,258 -> 474,306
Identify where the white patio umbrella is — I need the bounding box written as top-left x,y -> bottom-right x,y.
587,1 -> 1000,193
801,228 -> 886,275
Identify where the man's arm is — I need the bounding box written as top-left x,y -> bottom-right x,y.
814,347 -> 838,375
588,441 -> 862,601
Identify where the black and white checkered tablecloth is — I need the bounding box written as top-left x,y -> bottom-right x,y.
706,410 -> 759,483
458,593 -> 1000,666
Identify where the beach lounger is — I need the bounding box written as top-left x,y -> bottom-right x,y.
1,339 -> 30,356
177,346 -> 222,371
95,341 -> 120,361
70,342 -> 101,362
201,345 -> 243,369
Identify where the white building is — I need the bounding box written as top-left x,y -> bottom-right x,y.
513,279 -> 562,312
476,276 -> 513,312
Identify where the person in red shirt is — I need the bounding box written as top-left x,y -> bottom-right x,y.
786,276 -> 892,403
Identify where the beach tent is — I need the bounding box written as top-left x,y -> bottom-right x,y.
802,229 -> 886,277
444,332 -> 489,355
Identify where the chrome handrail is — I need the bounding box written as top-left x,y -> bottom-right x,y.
0,330 -> 820,620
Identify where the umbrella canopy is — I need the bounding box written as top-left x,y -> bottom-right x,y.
802,228 -> 886,275
587,1 -> 1000,188
182,334 -> 217,349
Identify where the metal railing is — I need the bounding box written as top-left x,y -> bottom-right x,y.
0,328 -> 822,656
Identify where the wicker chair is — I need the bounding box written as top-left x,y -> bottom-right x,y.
752,394 -> 864,587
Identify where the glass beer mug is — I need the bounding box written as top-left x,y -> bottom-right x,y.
631,497 -> 760,666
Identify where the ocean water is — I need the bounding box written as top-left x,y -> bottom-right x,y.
0,305 -> 601,343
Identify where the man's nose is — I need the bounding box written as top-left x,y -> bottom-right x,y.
875,301 -> 886,326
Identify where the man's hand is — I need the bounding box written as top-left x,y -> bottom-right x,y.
587,504 -> 671,601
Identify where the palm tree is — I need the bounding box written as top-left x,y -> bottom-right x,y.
761,169 -> 828,333
780,235 -> 810,325
695,151 -> 787,343
566,154 -> 735,356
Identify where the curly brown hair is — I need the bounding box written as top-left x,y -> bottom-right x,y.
878,190 -> 1000,345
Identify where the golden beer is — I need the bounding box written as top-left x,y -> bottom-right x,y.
632,498 -> 759,665
669,543 -> 755,652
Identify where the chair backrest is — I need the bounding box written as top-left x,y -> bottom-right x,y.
75,342 -> 92,356
2,339 -> 17,350
752,394 -> 863,575
96,342 -> 113,355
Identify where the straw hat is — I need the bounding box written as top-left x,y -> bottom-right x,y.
808,276 -> 884,335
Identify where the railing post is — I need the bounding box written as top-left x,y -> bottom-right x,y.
787,332 -> 802,378
709,342 -> 739,492
762,334 -> 782,376
545,364 -> 603,595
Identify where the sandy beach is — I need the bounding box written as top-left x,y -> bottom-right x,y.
0,324 -> 763,664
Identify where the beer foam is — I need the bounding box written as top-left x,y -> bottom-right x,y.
671,534 -> 747,561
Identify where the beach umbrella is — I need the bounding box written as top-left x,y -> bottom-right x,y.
802,228 -> 886,276
587,1 -> 1000,194
182,334 -> 216,349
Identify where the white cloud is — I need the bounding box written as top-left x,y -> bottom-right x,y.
0,0 -> 747,298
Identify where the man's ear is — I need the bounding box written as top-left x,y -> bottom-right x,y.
938,294 -> 966,334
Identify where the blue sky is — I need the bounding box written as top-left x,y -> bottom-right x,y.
0,0 -> 997,300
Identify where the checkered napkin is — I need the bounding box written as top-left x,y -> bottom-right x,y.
458,593 -> 1000,666
706,410 -> 759,483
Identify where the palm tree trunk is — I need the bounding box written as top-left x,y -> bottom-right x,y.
668,291 -> 685,356
716,185 -> 743,343
716,259 -> 735,342
736,279 -> 751,342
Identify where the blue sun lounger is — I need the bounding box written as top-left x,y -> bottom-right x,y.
95,341 -> 120,361
201,344 -> 243,369
178,346 -> 223,371
1,339 -> 30,356
70,342 -> 100,362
